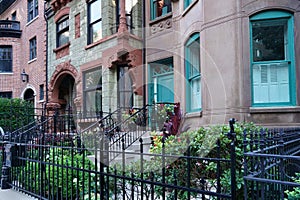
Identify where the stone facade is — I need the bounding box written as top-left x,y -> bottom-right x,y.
0,0 -> 46,109
46,0 -> 143,118
146,0 -> 300,127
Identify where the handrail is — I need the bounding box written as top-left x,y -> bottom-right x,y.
106,105 -> 149,134
80,108 -> 121,134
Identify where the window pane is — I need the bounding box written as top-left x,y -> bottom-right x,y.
58,31 -> 69,46
0,46 -> 12,72
252,62 -> 289,103
0,92 -> 12,98
84,69 -> 102,89
90,0 -> 101,23
252,19 -> 286,62
58,18 -> 69,31
39,84 -> 44,100
189,41 -> 200,77
91,22 -> 102,43
153,0 -> 172,19
191,77 -> 201,110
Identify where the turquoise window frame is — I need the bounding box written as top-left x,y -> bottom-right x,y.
185,33 -> 201,113
184,0 -> 193,10
148,58 -> 173,105
250,10 -> 296,107
150,0 -> 171,20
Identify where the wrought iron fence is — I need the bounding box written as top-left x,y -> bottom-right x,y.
0,109 -> 237,199
243,128 -> 300,200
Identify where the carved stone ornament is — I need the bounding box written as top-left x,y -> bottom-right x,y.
151,19 -> 172,35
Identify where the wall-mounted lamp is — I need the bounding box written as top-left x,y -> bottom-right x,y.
21,69 -> 29,83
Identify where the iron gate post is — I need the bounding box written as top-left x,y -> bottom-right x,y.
228,118 -> 237,200
1,142 -> 12,189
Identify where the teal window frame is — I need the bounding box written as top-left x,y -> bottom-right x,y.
184,0 -> 193,10
250,10 -> 296,107
148,57 -> 174,104
185,33 -> 201,113
150,0 -> 172,20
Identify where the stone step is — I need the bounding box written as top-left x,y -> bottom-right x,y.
87,131 -> 154,166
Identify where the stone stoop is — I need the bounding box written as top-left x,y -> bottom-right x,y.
87,131 -> 153,166
0,189 -> 37,200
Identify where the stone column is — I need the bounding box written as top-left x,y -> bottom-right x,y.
118,0 -> 128,33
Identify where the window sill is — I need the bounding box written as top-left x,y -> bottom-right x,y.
249,106 -> 300,114
0,72 -> 13,75
85,34 -> 117,50
28,58 -> 37,64
26,16 -> 39,26
149,13 -> 173,26
53,42 -> 70,59
182,0 -> 198,17
186,110 -> 202,118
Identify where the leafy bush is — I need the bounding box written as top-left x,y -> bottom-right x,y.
0,98 -> 34,132
19,144 -> 99,199
285,173 -> 300,200
145,122 -> 260,199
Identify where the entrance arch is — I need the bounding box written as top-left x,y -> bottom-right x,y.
48,61 -> 78,114
23,88 -> 35,105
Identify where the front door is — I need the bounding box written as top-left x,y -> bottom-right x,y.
157,74 -> 174,103
150,58 -> 174,104
117,65 -> 133,109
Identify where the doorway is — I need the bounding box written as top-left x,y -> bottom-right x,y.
117,65 -> 134,110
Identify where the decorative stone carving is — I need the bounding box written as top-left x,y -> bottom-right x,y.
151,19 -> 172,35
50,0 -> 72,13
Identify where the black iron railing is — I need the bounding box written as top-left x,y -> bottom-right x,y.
0,20 -> 21,38
243,128 -> 300,200
0,114 -> 238,200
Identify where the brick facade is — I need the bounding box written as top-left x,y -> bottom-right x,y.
0,0 -> 46,109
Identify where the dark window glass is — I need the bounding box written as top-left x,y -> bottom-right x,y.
252,19 -> 286,62
83,68 -> 102,117
29,37 -> 37,60
151,0 -> 172,20
88,0 -> 102,44
28,0 -> 38,22
11,12 -> 16,21
39,84 -> 44,100
0,92 -> 12,99
57,16 -> 69,47
0,46 -> 12,73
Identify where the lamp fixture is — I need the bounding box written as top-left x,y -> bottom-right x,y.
21,69 -> 29,83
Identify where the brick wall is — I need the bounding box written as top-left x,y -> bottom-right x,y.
0,0 -> 46,109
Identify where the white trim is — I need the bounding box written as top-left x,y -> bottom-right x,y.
21,84 -> 37,108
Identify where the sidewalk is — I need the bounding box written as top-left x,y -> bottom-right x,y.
0,189 -> 36,200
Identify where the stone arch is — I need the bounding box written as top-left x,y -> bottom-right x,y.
48,61 -> 79,112
21,85 -> 36,106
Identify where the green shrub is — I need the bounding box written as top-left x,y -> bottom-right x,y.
285,173 -> 300,200
0,98 -> 34,131
138,122 -> 260,199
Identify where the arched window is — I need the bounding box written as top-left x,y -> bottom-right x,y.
56,15 -> 69,47
250,10 -> 295,106
185,33 -> 201,112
